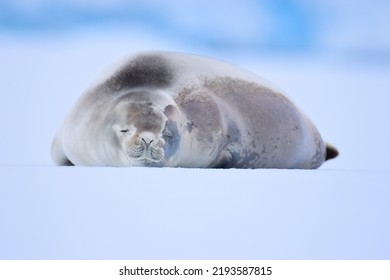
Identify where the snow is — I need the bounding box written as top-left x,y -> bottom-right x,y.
1,166 -> 389,259
1,26 -> 390,259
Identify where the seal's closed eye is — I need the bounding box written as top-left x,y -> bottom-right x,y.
120,129 -> 129,133
163,129 -> 173,139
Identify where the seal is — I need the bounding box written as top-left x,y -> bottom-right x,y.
51,51 -> 338,168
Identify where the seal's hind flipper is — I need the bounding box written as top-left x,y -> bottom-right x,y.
325,143 -> 339,161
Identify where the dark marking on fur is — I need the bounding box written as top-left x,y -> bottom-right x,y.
104,55 -> 174,92
179,94 -> 222,143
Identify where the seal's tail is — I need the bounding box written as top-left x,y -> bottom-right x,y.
325,143 -> 339,161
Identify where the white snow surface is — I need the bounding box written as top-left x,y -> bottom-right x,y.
0,34 -> 389,259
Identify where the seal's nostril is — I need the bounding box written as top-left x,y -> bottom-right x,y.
141,138 -> 153,145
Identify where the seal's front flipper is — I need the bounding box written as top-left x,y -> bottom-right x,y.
51,134 -> 74,166
325,143 -> 339,161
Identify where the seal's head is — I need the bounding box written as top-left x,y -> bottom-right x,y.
110,91 -> 182,166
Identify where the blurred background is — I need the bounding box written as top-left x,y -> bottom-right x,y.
1,0 -> 390,56
1,0 -> 389,260
1,0 -> 389,169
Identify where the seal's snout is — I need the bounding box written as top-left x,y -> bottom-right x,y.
141,138 -> 153,146
127,132 -> 165,166
138,131 -> 156,147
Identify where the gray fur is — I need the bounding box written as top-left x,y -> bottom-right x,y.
51,51 -> 338,168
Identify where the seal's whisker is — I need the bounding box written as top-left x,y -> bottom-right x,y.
126,145 -> 144,158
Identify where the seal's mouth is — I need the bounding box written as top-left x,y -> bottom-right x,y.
124,143 -> 165,167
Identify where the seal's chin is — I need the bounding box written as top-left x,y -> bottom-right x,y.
123,157 -> 165,167
139,157 -> 165,167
